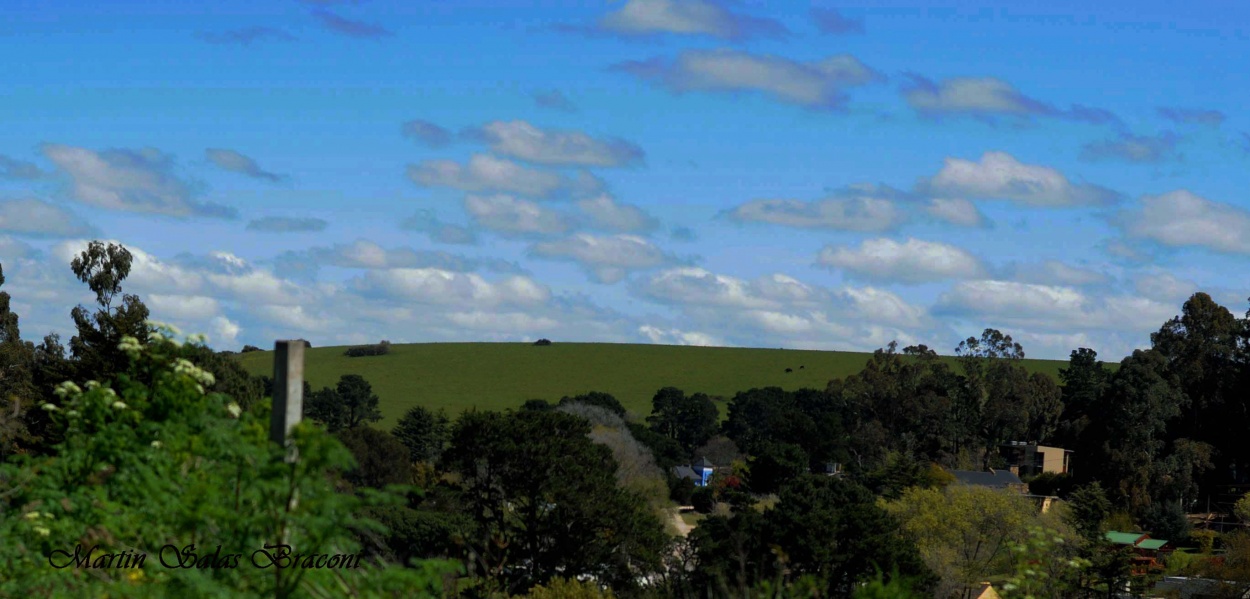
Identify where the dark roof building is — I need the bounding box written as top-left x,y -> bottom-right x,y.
950,469 -> 1026,490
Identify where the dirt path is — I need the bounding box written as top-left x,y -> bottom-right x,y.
671,510 -> 694,537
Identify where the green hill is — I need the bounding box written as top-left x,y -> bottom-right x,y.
233,342 -> 1076,427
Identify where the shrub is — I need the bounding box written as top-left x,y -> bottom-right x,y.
670,476 -> 696,505
692,486 -> 716,514
0,323 -> 458,597
344,340 -> 391,358
240,344 -> 261,353
522,577 -> 616,598
533,338 -> 553,346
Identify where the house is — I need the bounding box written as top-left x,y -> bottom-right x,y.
1105,531 -> 1171,576
673,457 -> 714,487
950,469 -> 1029,494
999,442 -> 1074,477
970,582 -> 1000,599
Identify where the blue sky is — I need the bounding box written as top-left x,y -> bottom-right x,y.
3,0 -> 1250,360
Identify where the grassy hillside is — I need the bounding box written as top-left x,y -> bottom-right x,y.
233,342 -> 1078,428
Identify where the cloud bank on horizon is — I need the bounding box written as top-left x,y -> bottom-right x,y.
2,0 -> 1249,361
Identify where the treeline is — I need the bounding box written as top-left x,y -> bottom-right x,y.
4,242 -> 1250,597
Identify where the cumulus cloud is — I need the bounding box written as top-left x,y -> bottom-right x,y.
147,293 -> 222,322
1157,107 -> 1225,127
278,240 -> 520,274
198,27 -> 295,45
810,7 -> 863,34
1080,132 -> 1180,163
407,154 -> 566,198
464,120 -> 643,168
530,233 -> 672,283
400,209 -> 477,245
901,75 -> 1118,124
0,155 -> 47,180
924,197 -> 986,227
597,0 -> 788,40
351,268 -> 550,307
206,148 -> 286,182
613,49 -> 883,110
1004,260 -> 1108,287
634,267 -> 937,350
464,194 -> 570,237
532,90 -> 578,113
920,151 -> 1120,207
401,120 -> 453,148
311,9 -> 392,38
1134,271 -> 1200,304
41,144 -> 236,218
0,198 -> 93,237
934,279 -> 1176,334
575,194 -> 659,233
638,324 -> 721,346
726,190 -> 905,232
1115,189 -> 1250,254
817,237 -> 986,283
246,216 -> 327,233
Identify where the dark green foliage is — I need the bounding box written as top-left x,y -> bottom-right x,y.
1140,501 -> 1190,542
533,338 -> 552,346
240,344 -> 261,353
646,386 -> 719,455
723,386 -> 848,472
691,486 -> 715,513
1065,482 -> 1112,542
335,425 -> 412,489
689,475 -> 933,596
178,343 -> 266,409
305,374 -> 384,433
392,404 -> 450,463
558,391 -> 626,418
748,441 -> 809,494
443,409 -> 667,595
1027,471 -> 1075,497
522,398 -> 554,411
358,504 -> 473,566
628,421 -> 685,471
670,476 -> 695,505
345,340 -> 391,357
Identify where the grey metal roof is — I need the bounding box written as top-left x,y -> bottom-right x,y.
951,469 -> 1024,487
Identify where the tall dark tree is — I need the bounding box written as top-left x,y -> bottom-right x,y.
66,242 -> 150,383
1054,348 -> 1111,451
647,386 -> 719,455
304,374 -> 383,432
443,409 -> 668,594
392,405 -> 450,463
0,263 -> 37,457
335,426 -> 412,490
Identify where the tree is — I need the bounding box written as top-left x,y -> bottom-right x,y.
66,241 -> 151,383
392,405 -> 450,463
336,426 -> 412,489
1065,482 -> 1112,543
558,391 -> 626,418
647,387 -> 720,455
304,374 -> 383,432
442,409 -> 668,595
0,262 -> 37,457
747,441 -> 809,495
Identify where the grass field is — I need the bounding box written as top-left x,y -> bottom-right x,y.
233,342 -> 1076,427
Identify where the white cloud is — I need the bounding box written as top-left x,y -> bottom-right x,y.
575,194 -> 659,233
613,49 -> 882,110
205,148 -> 285,182
210,315 -> 241,345
468,120 -> 643,167
935,280 -> 1176,333
921,151 -> 1119,207
1116,189 -> 1250,254
41,144 -> 236,218
924,197 -> 985,227
464,194 -> 571,237
728,196 -> 904,231
817,237 -> 986,283
352,268 -> 551,307
530,233 -> 671,283
246,216 -> 327,232
1134,271 -> 1199,303
146,293 -> 221,321
901,76 -> 1117,124
408,154 -> 565,198
1008,260 -> 1107,287
638,324 -> 721,346
0,198 -> 93,237
598,0 -> 788,40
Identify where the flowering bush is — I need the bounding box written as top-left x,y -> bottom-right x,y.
0,323 -> 458,597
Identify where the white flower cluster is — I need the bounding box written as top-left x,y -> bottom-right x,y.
52,381 -> 82,400
225,402 -> 241,419
24,511 -> 53,537
118,335 -> 142,357
173,358 -> 216,395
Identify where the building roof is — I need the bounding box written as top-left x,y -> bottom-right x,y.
692,456 -> 714,470
1138,539 -> 1170,550
1106,531 -> 1147,545
950,469 -> 1024,488
673,466 -> 700,481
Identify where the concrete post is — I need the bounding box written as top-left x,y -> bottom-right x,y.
270,339 -> 305,462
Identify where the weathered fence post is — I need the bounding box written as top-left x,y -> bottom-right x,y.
270,339 -> 305,463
